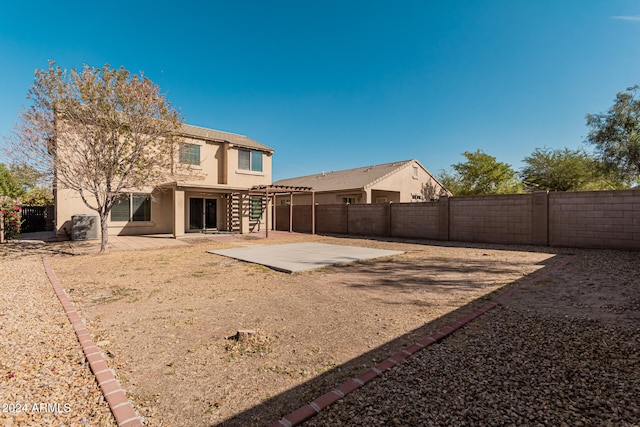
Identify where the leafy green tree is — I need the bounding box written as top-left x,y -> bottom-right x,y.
22,186 -> 54,206
0,163 -> 54,208
586,86 -> 640,186
521,147 -> 626,192
439,150 -> 522,195
10,61 -> 183,252
0,164 -> 25,199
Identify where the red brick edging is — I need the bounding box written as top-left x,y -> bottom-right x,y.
270,254 -> 577,427
42,257 -> 143,427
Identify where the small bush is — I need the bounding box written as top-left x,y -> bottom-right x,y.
1,204 -> 22,241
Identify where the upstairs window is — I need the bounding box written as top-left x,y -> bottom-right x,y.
179,144 -> 200,165
238,149 -> 263,172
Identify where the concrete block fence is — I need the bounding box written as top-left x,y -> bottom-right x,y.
275,189 -> 640,250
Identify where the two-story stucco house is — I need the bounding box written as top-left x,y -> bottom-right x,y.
54,123 -> 274,240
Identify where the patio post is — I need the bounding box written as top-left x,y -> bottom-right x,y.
173,189 -> 185,238
265,188 -> 269,238
272,192 -> 277,232
289,192 -> 293,233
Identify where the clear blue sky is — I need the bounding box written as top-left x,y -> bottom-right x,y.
2,1 -> 640,181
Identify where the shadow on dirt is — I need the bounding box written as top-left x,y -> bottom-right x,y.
0,240 -> 90,258
217,248 -> 571,427
338,256 -> 549,295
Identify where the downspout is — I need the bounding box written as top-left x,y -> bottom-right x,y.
220,142 -> 229,185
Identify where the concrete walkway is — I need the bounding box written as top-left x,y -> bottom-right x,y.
208,242 -> 404,273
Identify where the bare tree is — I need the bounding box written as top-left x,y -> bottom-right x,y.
10,61 -> 183,252
421,181 -> 450,201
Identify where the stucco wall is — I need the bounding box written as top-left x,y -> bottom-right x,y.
55,187 -> 173,239
54,135 -> 273,239
226,147 -> 272,188
275,191 -> 363,206
368,161 -> 444,202
274,161 -> 446,206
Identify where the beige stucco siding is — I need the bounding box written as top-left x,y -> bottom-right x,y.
275,191 -> 365,206
370,190 -> 401,203
172,139 -> 272,188
176,137 -> 222,187
227,147 -> 272,188
55,186 -> 173,238
55,126 -> 274,239
274,161 -> 446,206
367,161 -> 442,202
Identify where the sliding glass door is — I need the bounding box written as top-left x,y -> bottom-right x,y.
189,198 -> 217,231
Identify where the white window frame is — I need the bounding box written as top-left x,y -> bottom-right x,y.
238,149 -> 263,173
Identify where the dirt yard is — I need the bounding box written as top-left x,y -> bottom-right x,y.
306,248 -> 640,426
46,234 -> 562,426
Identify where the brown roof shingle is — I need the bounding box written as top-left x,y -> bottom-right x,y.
178,123 -> 274,153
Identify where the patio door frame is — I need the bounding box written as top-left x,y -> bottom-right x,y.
188,197 -> 218,231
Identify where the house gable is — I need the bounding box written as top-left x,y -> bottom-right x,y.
274,159 -> 449,205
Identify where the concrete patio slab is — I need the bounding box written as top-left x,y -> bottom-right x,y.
207,242 -> 404,273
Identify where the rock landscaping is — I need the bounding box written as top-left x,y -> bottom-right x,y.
1,236 -> 637,426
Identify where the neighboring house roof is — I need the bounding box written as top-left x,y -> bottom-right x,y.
178,123 -> 274,153
274,159 -> 443,192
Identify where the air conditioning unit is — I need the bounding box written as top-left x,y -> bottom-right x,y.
71,214 -> 99,241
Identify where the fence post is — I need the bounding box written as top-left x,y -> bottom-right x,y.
388,202 -> 392,237
438,195 -> 450,241
386,202 -> 392,237
346,203 -> 349,235
532,191 -> 549,246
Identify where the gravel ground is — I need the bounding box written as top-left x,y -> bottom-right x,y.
1,240 -> 638,427
0,247 -> 114,426
305,250 -> 640,426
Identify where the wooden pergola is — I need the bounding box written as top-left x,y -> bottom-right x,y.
249,184 -> 315,237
